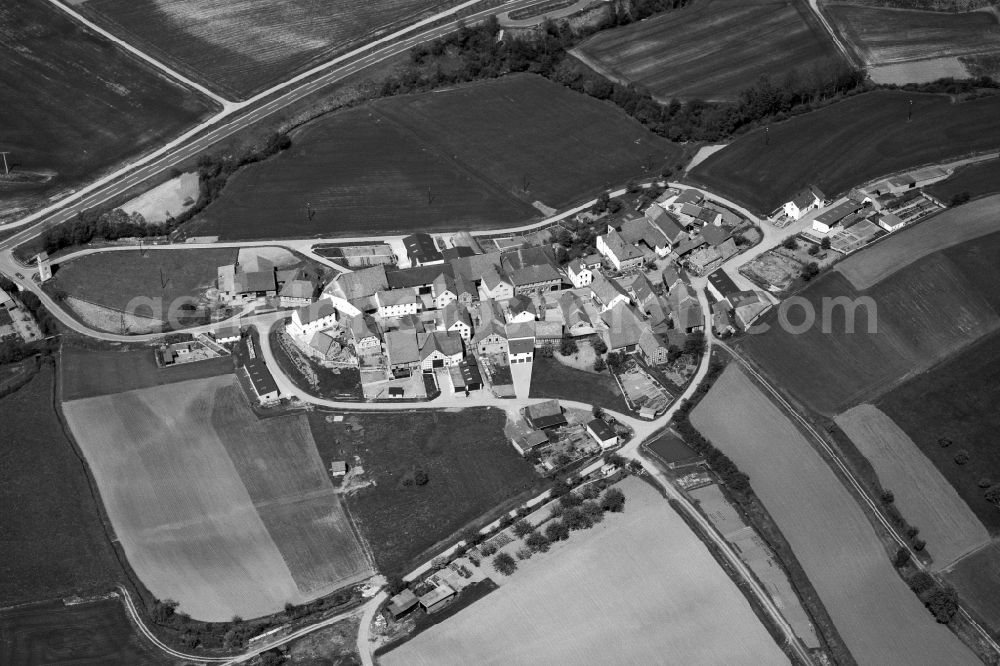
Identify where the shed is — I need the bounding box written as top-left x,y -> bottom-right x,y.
419,584 -> 456,613
387,589 -> 419,619
525,400 -> 567,430
330,461 -> 348,477
513,430 -> 549,455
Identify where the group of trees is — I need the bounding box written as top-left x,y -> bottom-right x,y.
0,276 -> 58,366
907,571 -> 959,624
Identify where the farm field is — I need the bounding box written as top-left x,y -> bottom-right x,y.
926,158 -> 1000,204
188,75 -> 680,239
878,329 -> 1000,531
687,91 -> 1000,214
822,2 -> 1000,82
0,364 -> 122,607
529,354 -> 630,414
835,404 -> 990,568
0,1 -> 213,212
946,542 -> 1000,634
307,409 -> 547,577
691,365 -> 979,666
573,0 -> 844,102
0,599 -> 167,666
62,376 -> 372,621
78,0 -> 450,99
383,477 -> 787,665
61,343 -> 233,401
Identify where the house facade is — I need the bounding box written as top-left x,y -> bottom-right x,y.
596,229 -> 644,272
288,299 -> 337,337
376,289 -> 420,318
782,185 -> 824,220
567,260 -> 593,288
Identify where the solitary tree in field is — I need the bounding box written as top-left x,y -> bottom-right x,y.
493,552 -> 517,576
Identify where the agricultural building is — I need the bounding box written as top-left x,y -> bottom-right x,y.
638,329 -> 670,366
432,273 -> 458,310
712,302 -> 735,336
386,265 -> 452,293
559,291 -> 593,336
278,279 -> 316,308
501,247 -> 562,294
661,266 -> 683,293
443,302 -> 473,341
513,430 -> 550,455
878,212 -> 906,232
525,400 -> 568,430
388,590 -> 419,619
601,302 -> 646,352
160,341 -> 196,365
672,189 -> 704,207
591,273 -> 631,312
507,294 -> 537,323
403,233 -> 444,266
586,418 -> 619,449
330,461 -> 348,477
324,265 -> 389,317
289,299 -> 337,337
597,229 -> 644,272
419,584 -> 456,614
730,291 -> 772,329
240,340 -> 280,403
473,317 -> 508,356
782,185 -> 825,220
441,246 -> 476,262
669,286 -> 704,333
217,264 -> 277,304
212,326 -> 242,344
419,331 -> 464,369
812,200 -> 862,233
567,259 -> 593,288
507,337 -> 535,364
350,315 -> 382,352
481,266 -> 515,301
450,360 -> 484,392
376,289 -> 421,318
310,331 -> 339,359
385,330 -> 421,376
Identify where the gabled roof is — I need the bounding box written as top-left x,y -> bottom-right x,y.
567,259 -> 588,276
441,246 -> 475,262
481,265 -> 510,291
661,266 -> 681,289
451,251 -> 504,282
814,200 -> 862,227
621,215 -> 668,250
646,206 -> 687,244
376,288 -> 419,307
396,313 -> 426,333
601,229 -> 643,262
509,293 -> 536,317
403,233 -> 443,264
600,302 -> 645,350
309,331 -> 338,356
280,279 -> 315,300
328,265 -> 388,300
629,273 -> 656,304
385,329 -> 420,365
674,189 -> 704,205
525,400 -> 566,429
506,320 -> 536,340
638,328 -> 666,357
296,299 -> 336,324
472,316 -> 507,344
443,301 -> 472,329
678,203 -> 703,218
501,246 -> 561,286
789,186 -> 820,210
386,264 -> 452,290
508,338 -> 535,354
350,314 -> 380,341
454,274 -> 477,299
559,291 -> 590,328
433,272 -> 456,296
587,418 -> 616,441
670,287 -> 704,330
235,269 -> 276,293
419,330 -> 464,359
701,224 -> 730,248
591,272 -> 630,305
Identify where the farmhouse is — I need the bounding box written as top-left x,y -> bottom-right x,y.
580,254 -> 604,270
638,329 -> 670,366
506,321 -> 536,363
670,285 -> 704,333
217,264 -> 277,304
567,259 -> 593,288
525,400 -> 568,430
442,302 -> 473,341
480,266 -> 515,301
782,185 -> 825,220
376,289 -> 421,318
454,274 -> 477,307
449,359 -> 484,392
289,299 -> 337,337
473,317 -> 508,356
403,233 -> 444,266
730,291 -> 772,329
591,273 -> 631,312
212,326 -> 242,344
278,279 -> 316,308
349,315 -> 381,352
324,265 -> 388,316
385,330 -> 421,376
513,430 -> 550,455
431,273 -> 458,310
507,294 -> 537,323
672,189 -> 704,208
878,212 -> 906,232
559,291 -> 594,336
587,418 -> 619,449
619,212 -> 674,258
419,331 -> 464,369
386,264 -> 450,293
601,301 -> 645,352
597,229 -> 644,272
419,584 -> 456,614
388,590 -> 419,619
812,200 -> 862,234
712,301 -> 735,336
501,247 -> 562,293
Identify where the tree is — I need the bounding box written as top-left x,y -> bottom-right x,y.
480,541 -> 498,556
150,598 -> 178,624
581,500 -> 604,523
808,245 -> 819,256
985,486 -> 1000,506
561,506 -> 592,530
593,355 -> 606,372
893,547 -> 910,569
545,520 -> 570,542
414,468 -> 429,485
459,526 -> 481,546
801,262 -> 820,281
525,530 -> 550,553
949,192 -> 971,206
386,575 -> 406,595
880,490 -> 894,504
954,450 -> 970,465
924,584 -> 959,624
820,236 -> 831,250
600,487 -> 626,513
592,338 -> 608,355
592,191 -> 610,214
683,331 -> 705,355
493,552 -> 517,576
512,519 -> 533,538
560,337 -> 578,356
559,492 -> 583,508
781,236 -> 798,250
977,477 -> 992,489
515,547 -> 533,560
606,351 -> 626,372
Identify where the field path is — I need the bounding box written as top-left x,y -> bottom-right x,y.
806,0 -> 859,67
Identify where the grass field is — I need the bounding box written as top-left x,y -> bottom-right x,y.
691,365 -> 979,665
946,542 -> 1000,634
528,354 -> 630,414
188,75 -> 681,239
835,404 -> 990,568
687,91 -> 1000,214
383,477 -> 787,665
79,0 -> 450,99
0,364 -> 122,607
0,1 -> 212,212
927,158 -> 1000,203
822,2 -> 1000,81
573,0 -> 844,102
0,599 -> 167,666
61,343 -> 233,401
63,375 -> 371,621
878,329 -> 1000,531
49,248 -> 237,315
307,409 -> 547,576
645,430 -> 699,463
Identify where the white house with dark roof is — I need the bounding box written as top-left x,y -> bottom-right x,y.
442,302 -> 472,341
218,264 -> 277,304
376,288 -> 420,318
559,291 -> 593,337
349,314 -> 381,352
782,185 -> 825,220
480,266 -> 515,301
567,259 -> 593,288
288,298 -> 337,337
638,329 -> 669,366
591,272 -> 631,313
324,265 -> 388,317
600,301 -> 645,353
501,247 -> 562,294
419,330 -> 464,369
473,317 -> 507,355
432,273 -> 458,310
506,294 -> 537,323
597,229 -> 644,272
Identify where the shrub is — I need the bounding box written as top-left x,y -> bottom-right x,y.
479,542 -> 498,557
893,548 -> 910,569
592,338 -> 608,355
515,547 -> 532,560
539,343 -> 554,358
593,355 -> 606,372
977,477 -> 992,489
579,484 -> 600,500
938,437 -> 952,448
559,492 -> 583,508
986,487 -> 1000,506
459,526 -> 481,546
954,451 -> 970,465
561,506 -> 592,531
581,500 -> 604,524
782,236 -> 798,250
525,531 -> 550,553
493,552 -> 517,576
801,262 -> 820,281
600,487 -> 626,513
512,519 -> 533,538
545,520 -> 570,542
414,468 -> 429,485
913,538 -> 926,552
560,338 -> 578,356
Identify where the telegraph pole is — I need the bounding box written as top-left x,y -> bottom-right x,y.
907,99 -> 913,122
0,152 -> 10,175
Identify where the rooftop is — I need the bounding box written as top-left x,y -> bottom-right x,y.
587,418 -> 616,440
403,233 -> 443,264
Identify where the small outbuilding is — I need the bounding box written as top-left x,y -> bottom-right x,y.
387,589 -> 419,619
525,400 -> 568,430
419,584 -> 456,614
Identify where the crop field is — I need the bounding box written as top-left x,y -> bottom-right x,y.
822,2 -> 1000,80
687,91 -> 1000,214
189,75 -> 680,239
835,404 -> 989,568
384,477 -> 786,665
0,1 -> 213,211
573,0 -> 844,102
529,354 -> 630,414
691,365 -> 979,665
879,329 -> 1000,531
0,365 -> 122,607
946,542 -> 1000,634
61,343 -> 233,401
741,236 -> 1000,414
49,248 -> 237,314
927,158 -> 1000,204
79,0 -> 450,99
0,599 -> 167,666
62,376 -> 372,621
308,409 -> 547,576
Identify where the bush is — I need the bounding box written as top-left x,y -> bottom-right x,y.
525,531 -> 550,553
801,262 -> 820,281
986,487 -> 1000,506
912,538 -> 926,552
479,542 -> 498,557
515,547 -> 532,560
459,526 -> 481,547
581,500 -> 604,524
954,450 -> 970,465
579,483 -> 600,500
545,520 -> 570,542
539,343 -> 554,358
938,437 -> 952,448
559,492 -> 583,508
782,236 -> 798,250
820,237 -> 831,250
600,487 -> 626,513
561,506 -> 592,531
880,490 -> 894,504
593,355 -> 606,372
977,477 -> 992,489
592,338 -> 607,355
512,519 -> 533,538
560,338 -> 578,356
893,548 -> 910,569
414,468 -> 429,485
493,552 -> 517,576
